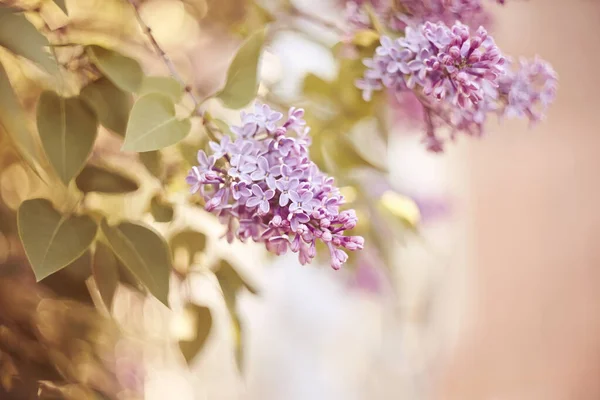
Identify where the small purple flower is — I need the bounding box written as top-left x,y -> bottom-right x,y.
285,107 -> 306,134
209,135 -> 231,159
243,104 -> 283,132
231,122 -> 257,138
230,140 -> 256,167
289,190 -> 320,214
288,211 -> 310,232
228,161 -> 256,184
232,181 -> 252,202
246,184 -> 275,214
275,178 -> 299,207
197,150 -> 215,170
186,167 -> 203,194
251,156 -> 281,189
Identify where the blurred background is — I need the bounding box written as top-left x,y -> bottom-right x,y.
2,0 -> 599,399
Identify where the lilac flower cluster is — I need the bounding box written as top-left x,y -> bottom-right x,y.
186,104 -> 364,270
356,21 -> 557,151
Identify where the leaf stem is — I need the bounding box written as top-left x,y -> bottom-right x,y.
126,0 -> 203,116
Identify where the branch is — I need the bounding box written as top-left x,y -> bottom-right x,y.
126,0 -> 202,113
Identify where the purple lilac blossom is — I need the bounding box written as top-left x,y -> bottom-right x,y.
186,103 -> 364,270
356,21 -> 558,151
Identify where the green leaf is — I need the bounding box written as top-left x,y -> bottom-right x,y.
37,91 -> 99,184
87,46 -> 143,93
92,242 -> 119,309
139,151 -> 163,179
76,165 -> 138,194
80,78 -> 132,137
149,195 -> 174,222
215,260 -> 248,373
212,119 -> 231,136
139,76 -> 184,102
0,61 -> 41,175
52,0 -> 68,14
0,9 -> 58,74
123,93 -> 191,152
18,199 -> 98,281
302,73 -> 333,99
178,303 -> 212,365
43,250 -> 93,305
216,28 -> 265,109
100,219 -> 171,306
170,229 -> 206,267
215,259 -> 258,301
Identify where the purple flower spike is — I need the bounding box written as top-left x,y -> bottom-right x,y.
356,19 -> 556,152
186,103 -> 364,269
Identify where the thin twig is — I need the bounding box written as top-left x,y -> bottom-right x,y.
126,0 -> 201,113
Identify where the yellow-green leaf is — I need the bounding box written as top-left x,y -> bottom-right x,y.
42,251 -> 94,305
149,195 -> 174,222
139,151 -> 163,179
52,0 -> 68,14
302,73 -> 333,99
80,78 -> 132,137
230,307 -> 244,373
123,93 -> 191,152
18,199 -> 98,281
213,119 -> 231,136
75,165 -> 139,194
170,229 -> 206,268
0,9 -> 58,74
216,28 -> 265,109
87,46 -> 143,93
352,29 -> 380,48
215,259 -> 258,301
92,242 -> 119,309
139,76 -> 184,102
0,61 -> 41,175
178,303 -> 212,365
100,219 -> 171,306
379,190 -> 421,229
37,91 -> 99,184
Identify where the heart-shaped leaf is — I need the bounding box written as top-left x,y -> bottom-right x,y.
92,242 -> 119,309
123,93 -> 191,152
139,151 -> 163,179
43,251 -> 93,304
37,91 -> 99,184
87,46 -> 143,93
80,78 -> 133,137
76,165 -> 139,194
178,303 -> 212,365
217,28 -> 265,109
18,199 -> 98,281
100,219 -> 171,306
0,61 -> 41,176
139,76 -> 184,102
0,8 -> 58,74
